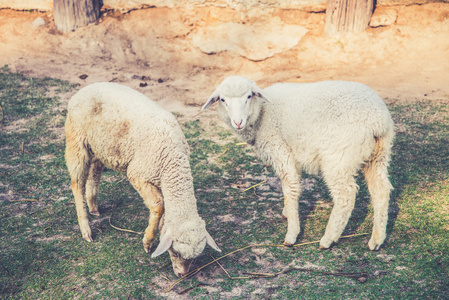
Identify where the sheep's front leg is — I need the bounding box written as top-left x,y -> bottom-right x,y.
280,171 -> 301,246
143,201 -> 164,253
262,144 -> 301,246
130,178 -> 164,253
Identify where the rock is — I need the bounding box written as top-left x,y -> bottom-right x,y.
191,20 -> 308,61
32,17 -> 46,28
370,7 -> 398,27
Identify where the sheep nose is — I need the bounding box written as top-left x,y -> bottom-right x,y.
234,119 -> 243,129
176,271 -> 185,277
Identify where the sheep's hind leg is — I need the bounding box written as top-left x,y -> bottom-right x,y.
65,118 -> 93,242
130,178 -> 164,253
320,175 -> 358,249
363,154 -> 393,251
280,172 -> 301,246
85,157 -> 104,216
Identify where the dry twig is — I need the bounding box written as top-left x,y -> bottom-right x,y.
108,217 -> 143,235
243,180 -> 267,192
157,262 -> 171,281
210,254 -> 232,279
8,199 -> 37,202
217,148 -> 228,158
243,267 -> 368,280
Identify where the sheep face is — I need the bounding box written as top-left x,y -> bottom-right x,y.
202,76 -> 272,131
151,221 -> 221,277
167,248 -> 194,277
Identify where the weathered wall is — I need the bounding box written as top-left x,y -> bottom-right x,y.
1,0 -> 447,11
102,0 -> 326,11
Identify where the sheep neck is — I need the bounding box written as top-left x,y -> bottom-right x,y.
160,168 -> 200,221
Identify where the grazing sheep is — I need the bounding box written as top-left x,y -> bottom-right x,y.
65,82 -> 221,277
202,76 -> 394,251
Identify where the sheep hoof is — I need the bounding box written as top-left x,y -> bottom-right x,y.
82,234 -> 93,242
89,210 -> 100,216
80,224 -> 93,242
368,235 -> 385,251
143,241 -> 153,254
319,236 -> 333,250
369,244 -> 380,251
368,240 -> 382,251
283,241 -> 294,247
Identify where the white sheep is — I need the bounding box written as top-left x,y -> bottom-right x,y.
202,76 -> 394,251
65,82 -> 221,277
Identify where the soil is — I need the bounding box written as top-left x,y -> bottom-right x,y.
1,3 -> 448,123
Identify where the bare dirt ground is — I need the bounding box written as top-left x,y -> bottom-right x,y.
0,3 -> 448,122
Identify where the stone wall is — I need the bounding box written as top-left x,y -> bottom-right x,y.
1,0 -> 447,12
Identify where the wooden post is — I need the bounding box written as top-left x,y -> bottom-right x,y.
325,0 -> 374,36
53,0 -> 102,33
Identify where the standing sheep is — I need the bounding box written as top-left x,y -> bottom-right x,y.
65,82 -> 221,277
202,76 -> 394,251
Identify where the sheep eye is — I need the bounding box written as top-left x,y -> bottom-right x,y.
220,98 -> 225,103
247,94 -> 252,99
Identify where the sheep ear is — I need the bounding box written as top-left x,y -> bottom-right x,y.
202,91 -> 220,111
251,84 -> 272,103
151,230 -> 173,258
205,230 -> 221,252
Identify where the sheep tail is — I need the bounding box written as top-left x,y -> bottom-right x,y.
364,131 -> 394,193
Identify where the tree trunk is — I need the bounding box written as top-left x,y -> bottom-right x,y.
53,0 -> 102,33
325,0 -> 374,36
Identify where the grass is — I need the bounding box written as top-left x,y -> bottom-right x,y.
0,66 -> 448,299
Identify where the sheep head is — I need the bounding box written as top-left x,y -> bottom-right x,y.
202,76 -> 272,131
151,219 -> 221,277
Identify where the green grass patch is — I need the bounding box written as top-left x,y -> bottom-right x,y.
0,67 -> 448,298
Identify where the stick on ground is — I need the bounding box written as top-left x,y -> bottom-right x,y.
243,180 -> 267,192
108,217 -> 143,235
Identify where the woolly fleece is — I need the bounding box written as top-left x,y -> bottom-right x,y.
66,82 -> 213,261
203,76 -> 394,250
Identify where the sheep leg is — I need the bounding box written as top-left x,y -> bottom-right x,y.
65,118 -> 93,242
320,175 -> 358,249
279,171 -> 301,246
130,178 -> 164,253
85,157 -> 104,216
363,154 -> 392,251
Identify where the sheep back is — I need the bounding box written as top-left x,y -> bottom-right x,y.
68,82 -> 191,186
257,81 -> 394,175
